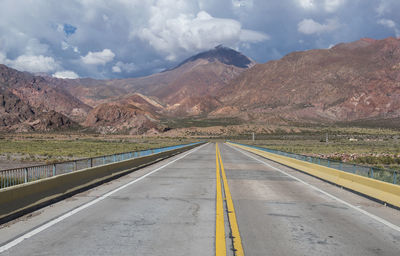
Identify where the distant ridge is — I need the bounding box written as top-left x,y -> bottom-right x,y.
171,45 -> 255,70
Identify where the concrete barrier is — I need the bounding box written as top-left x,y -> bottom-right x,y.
228,142 -> 400,208
0,143 -> 203,223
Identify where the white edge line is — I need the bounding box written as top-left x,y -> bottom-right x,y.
226,143 -> 400,233
0,143 -> 209,253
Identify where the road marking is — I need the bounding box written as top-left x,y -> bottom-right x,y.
215,144 -> 226,256
227,143 -> 400,233
217,144 -> 244,256
0,143 -> 208,253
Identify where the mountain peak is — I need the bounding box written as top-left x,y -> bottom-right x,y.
173,46 -> 255,70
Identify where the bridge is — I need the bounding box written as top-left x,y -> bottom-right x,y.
0,142 -> 399,255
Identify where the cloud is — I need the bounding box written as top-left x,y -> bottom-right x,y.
5,55 -> 59,73
298,18 -> 340,34
378,19 -> 400,37
0,0 -> 399,78
112,61 -> 137,73
324,0 -> 345,13
138,8 -> 268,61
52,70 -> 79,79
297,0 -> 315,9
81,49 -> 115,65
296,0 -> 345,12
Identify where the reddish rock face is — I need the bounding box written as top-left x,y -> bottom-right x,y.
0,64 -> 91,123
215,37 -> 400,124
83,101 -> 160,135
0,88 -> 76,132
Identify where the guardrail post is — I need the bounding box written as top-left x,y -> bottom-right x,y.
370,167 -> 374,178
24,168 -> 28,183
394,172 -> 397,184
328,160 -> 330,168
103,156 -> 105,165
74,161 -> 77,171
52,164 -> 56,176
113,154 -> 116,162
339,162 -> 342,170
318,158 -> 321,165
352,164 -> 356,173
90,158 -> 93,168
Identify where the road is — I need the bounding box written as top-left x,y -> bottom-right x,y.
0,143 -> 399,255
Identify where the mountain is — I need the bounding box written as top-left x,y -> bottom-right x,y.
0,88 -> 76,132
61,45 -> 253,114
2,38 -> 400,134
214,37 -> 400,124
171,45 -> 255,70
54,46 -> 253,133
0,65 -> 91,123
83,93 -> 165,134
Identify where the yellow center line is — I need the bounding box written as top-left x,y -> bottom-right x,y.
216,143 -> 226,256
216,143 -> 245,256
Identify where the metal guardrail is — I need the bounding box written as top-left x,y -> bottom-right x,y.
0,142 -> 202,189
230,142 -> 399,185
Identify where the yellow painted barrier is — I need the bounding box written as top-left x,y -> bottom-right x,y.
0,144 -> 202,223
228,143 -> 400,208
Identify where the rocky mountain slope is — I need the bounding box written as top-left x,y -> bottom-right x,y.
0,65 -> 91,123
214,37 -> 400,124
0,88 -> 76,132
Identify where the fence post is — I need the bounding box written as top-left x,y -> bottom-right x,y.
24,168 -> 28,183
90,158 -> 93,168
52,164 -> 56,177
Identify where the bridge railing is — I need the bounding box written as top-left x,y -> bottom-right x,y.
0,142 -> 202,189
229,142 -> 399,185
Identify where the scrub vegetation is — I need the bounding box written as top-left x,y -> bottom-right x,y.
0,133 -> 195,169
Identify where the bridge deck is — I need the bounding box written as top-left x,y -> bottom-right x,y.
0,143 -> 399,255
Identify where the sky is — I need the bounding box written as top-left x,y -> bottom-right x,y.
0,0 -> 399,79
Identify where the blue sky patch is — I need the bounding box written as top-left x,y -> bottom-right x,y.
63,24 -> 77,37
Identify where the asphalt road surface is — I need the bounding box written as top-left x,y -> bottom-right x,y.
0,143 -> 399,255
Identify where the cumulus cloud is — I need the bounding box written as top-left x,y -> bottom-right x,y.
298,18 -> 340,34
138,8 -> 268,61
296,0 -> 345,12
297,0 -> 315,9
81,49 -> 115,65
52,70 -> 79,79
112,61 -> 137,73
5,55 -> 59,73
324,0 -> 346,12
378,18 -> 400,37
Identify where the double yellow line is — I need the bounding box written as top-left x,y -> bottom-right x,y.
215,143 -> 244,256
